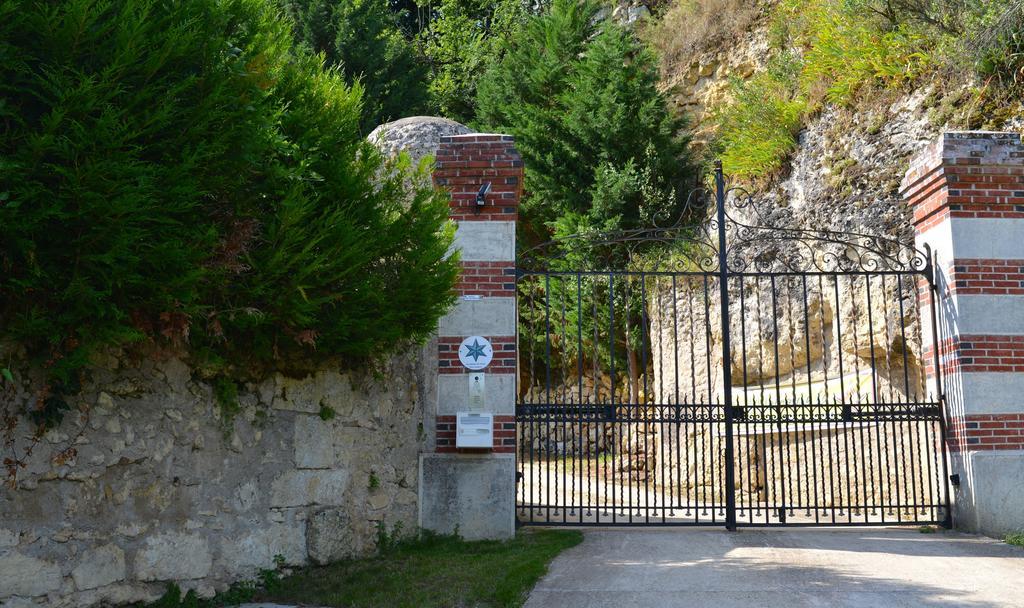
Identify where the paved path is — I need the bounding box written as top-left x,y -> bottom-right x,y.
525,528 -> 1024,608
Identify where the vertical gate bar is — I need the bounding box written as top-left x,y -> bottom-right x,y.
738,277 -> 749,524
577,273 -> 585,523
817,275 -> 837,524
655,276 -> 668,522
593,276 -> 601,522
755,277 -> 770,524
924,246 -> 952,527
671,275 -> 681,518
880,276 -> 900,519
528,274 -> 537,522
559,275 -> 569,522
770,275 -> 785,522
609,272 -> 618,523
713,162 -> 738,531
624,275 -> 633,523
544,273 -> 552,523
692,282 -> 700,517
702,275 -> 712,521
848,276 -> 868,521
640,272 -> 651,523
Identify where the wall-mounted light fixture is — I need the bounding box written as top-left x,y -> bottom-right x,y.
475,181 -> 492,213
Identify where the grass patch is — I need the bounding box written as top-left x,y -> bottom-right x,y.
254,529 -> 582,608
1006,531 -> 1024,547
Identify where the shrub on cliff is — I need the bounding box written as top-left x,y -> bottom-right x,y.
0,0 -> 457,427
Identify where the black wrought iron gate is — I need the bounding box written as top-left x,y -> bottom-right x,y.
515,164 -> 951,528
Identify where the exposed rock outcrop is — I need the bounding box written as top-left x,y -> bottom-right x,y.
367,115 -> 473,167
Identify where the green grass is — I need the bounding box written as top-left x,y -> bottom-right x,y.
1006,531 -> 1024,547
254,529 -> 582,608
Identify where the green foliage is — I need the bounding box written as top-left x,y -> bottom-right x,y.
713,54 -> 807,179
419,0 -> 536,123
966,1 -> 1024,86
376,519 -> 406,551
214,377 -> 241,433
142,555 -> 285,607
1007,531 -> 1024,547
282,0 -> 432,132
477,0 -> 694,394
710,0 -> 936,180
258,529 -> 583,608
782,0 -> 932,105
368,470 -> 381,490
0,0 -> 458,428
477,0 -> 693,233
318,404 -> 337,420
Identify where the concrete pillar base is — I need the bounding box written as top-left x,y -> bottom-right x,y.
418,454 -> 516,540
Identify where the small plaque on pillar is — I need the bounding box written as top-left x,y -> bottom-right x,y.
458,336 -> 493,371
468,372 -> 485,410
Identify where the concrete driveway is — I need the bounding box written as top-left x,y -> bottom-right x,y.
524,528 -> 1024,608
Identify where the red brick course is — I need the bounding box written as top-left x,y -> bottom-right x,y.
438,336 -> 517,374
436,414 -> 517,453
433,135 -> 523,222
901,133 -> 1024,229
457,261 -> 516,297
947,413 -> 1024,451
923,334 -> 1024,374
946,259 -> 1024,295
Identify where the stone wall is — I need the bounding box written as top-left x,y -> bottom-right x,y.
0,346 -> 432,607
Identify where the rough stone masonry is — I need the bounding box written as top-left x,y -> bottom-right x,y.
0,349 -> 431,607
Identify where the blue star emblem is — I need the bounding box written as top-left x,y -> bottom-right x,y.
463,338 -> 488,362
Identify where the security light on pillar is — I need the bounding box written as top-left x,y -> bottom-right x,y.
475,181 -> 492,213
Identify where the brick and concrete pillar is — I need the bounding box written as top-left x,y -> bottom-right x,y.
902,131 -> 1024,536
418,134 -> 522,539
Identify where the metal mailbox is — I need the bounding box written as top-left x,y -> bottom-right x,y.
456,411 -> 493,449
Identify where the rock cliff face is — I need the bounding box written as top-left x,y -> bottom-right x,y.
639,8 -> 980,507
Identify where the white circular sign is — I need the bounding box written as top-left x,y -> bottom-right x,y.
458,336 -> 494,371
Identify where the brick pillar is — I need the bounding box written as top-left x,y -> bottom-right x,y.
418,134 -> 522,540
902,131 -> 1024,536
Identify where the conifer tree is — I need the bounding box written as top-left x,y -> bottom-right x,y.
284,0 -> 432,132
477,0 -> 695,403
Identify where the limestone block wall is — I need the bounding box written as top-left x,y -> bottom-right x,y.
0,348 -> 432,607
